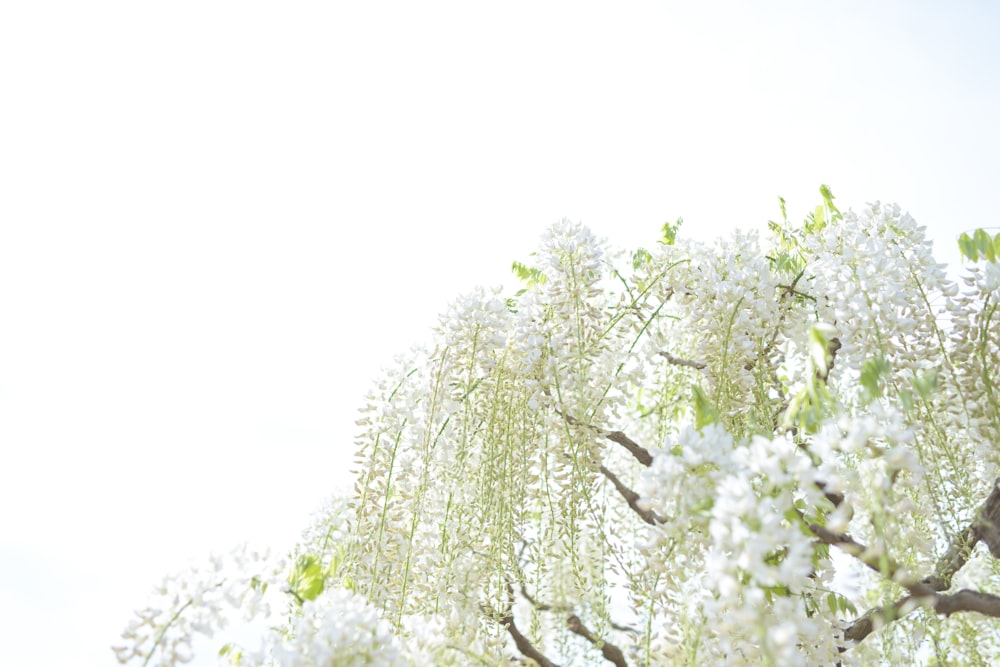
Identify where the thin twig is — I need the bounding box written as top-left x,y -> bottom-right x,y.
484,584 -> 561,667
566,615 -> 629,667
600,464 -> 662,525
657,351 -> 706,370
519,583 -> 631,667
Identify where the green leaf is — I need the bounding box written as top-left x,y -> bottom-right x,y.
899,389 -> 914,412
288,554 -> 326,603
958,232 -> 978,261
219,644 -> 242,665
819,184 -> 840,217
912,369 -> 939,401
859,356 -> 890,401
781,368 -> 835,434
975,228 -> 993,252
511,260 -> 547,286
632,247 -> 653,269
808,323 -> 837,373
975,228 -> 996,262
660,218 -> 683,246
691,385 -> 719,429
250,574 -> 267,595
812,204 -> 826,231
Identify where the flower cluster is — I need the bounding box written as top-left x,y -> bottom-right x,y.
266,588 -> 410,667
117,196 -> 1000,666
945,259 -> 1000,481
637,426 -> 842,665
788,203 -> 954,416
113,546 -> 285,666
664,230 -> 785,421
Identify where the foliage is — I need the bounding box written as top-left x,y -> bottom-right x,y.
116,189 -> 1000,666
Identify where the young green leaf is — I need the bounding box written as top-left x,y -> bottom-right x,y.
975,228 -> 996,262
691,385 -> 719,429
632,247 -> 653,269
958,232 -> 978,261
288,554 -> 326,603
511,260 -> 547,286
820,184 -> 841,220
660,217 -> 683,246
859,356 -> 890,402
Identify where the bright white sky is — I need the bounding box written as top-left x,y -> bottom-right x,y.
1,2 -> 998,665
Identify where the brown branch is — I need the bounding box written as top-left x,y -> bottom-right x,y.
546,382 -> 655,469
934,589 -> 1000,617
485,584 -> 561,667
554,406 -> 654,468
917,479 -> 1000,591
921,524 -> 979,592
502,611 -> 561,667
657,351 -> 707,370
519,583 -> 631,667
778,268 -> 808,299
548,409 -> 657,521
519,583 -> 572,614
842,597 -> 914,644
808,525 -> 905,580
815,337 -> 841,382
844,588 -> 1000,644
809,524 -> 935,645
830,480 -> 1000,645
974,480 -> 1000,558
814,480 -> 844,508
600,464 -> 662,525
566,615 -> 629,667
603,430 -> 653,467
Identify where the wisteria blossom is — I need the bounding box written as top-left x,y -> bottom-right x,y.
117,193 -> 1000,666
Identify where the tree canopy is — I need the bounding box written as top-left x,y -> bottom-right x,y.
116,190 -> 1000,666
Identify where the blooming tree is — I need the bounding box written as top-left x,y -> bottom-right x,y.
117,189 -> 1000,666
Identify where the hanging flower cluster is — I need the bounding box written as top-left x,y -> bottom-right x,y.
112,545 -> 285,667
116,191 -> 1000,666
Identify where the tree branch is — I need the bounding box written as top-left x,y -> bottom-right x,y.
547,408 -> 658,523
808,524 -> 905,580
815,337 -> 841,382
518,583 -> 631,667
822,480 -> 1000,645
843,588 -> 1000,644
502,611 -> 561,667
553,405 -> 654,467
599,463 -> 662,525
657,351 -> 706,370
485,584 -> 561,667
519,583 -> 572,614
602,430 -> 653,467
566,615 -> 629,667
934,589 -> 1000,617
814,480 -> 844,508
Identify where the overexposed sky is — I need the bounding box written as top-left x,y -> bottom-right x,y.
2,2 -> 998,664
